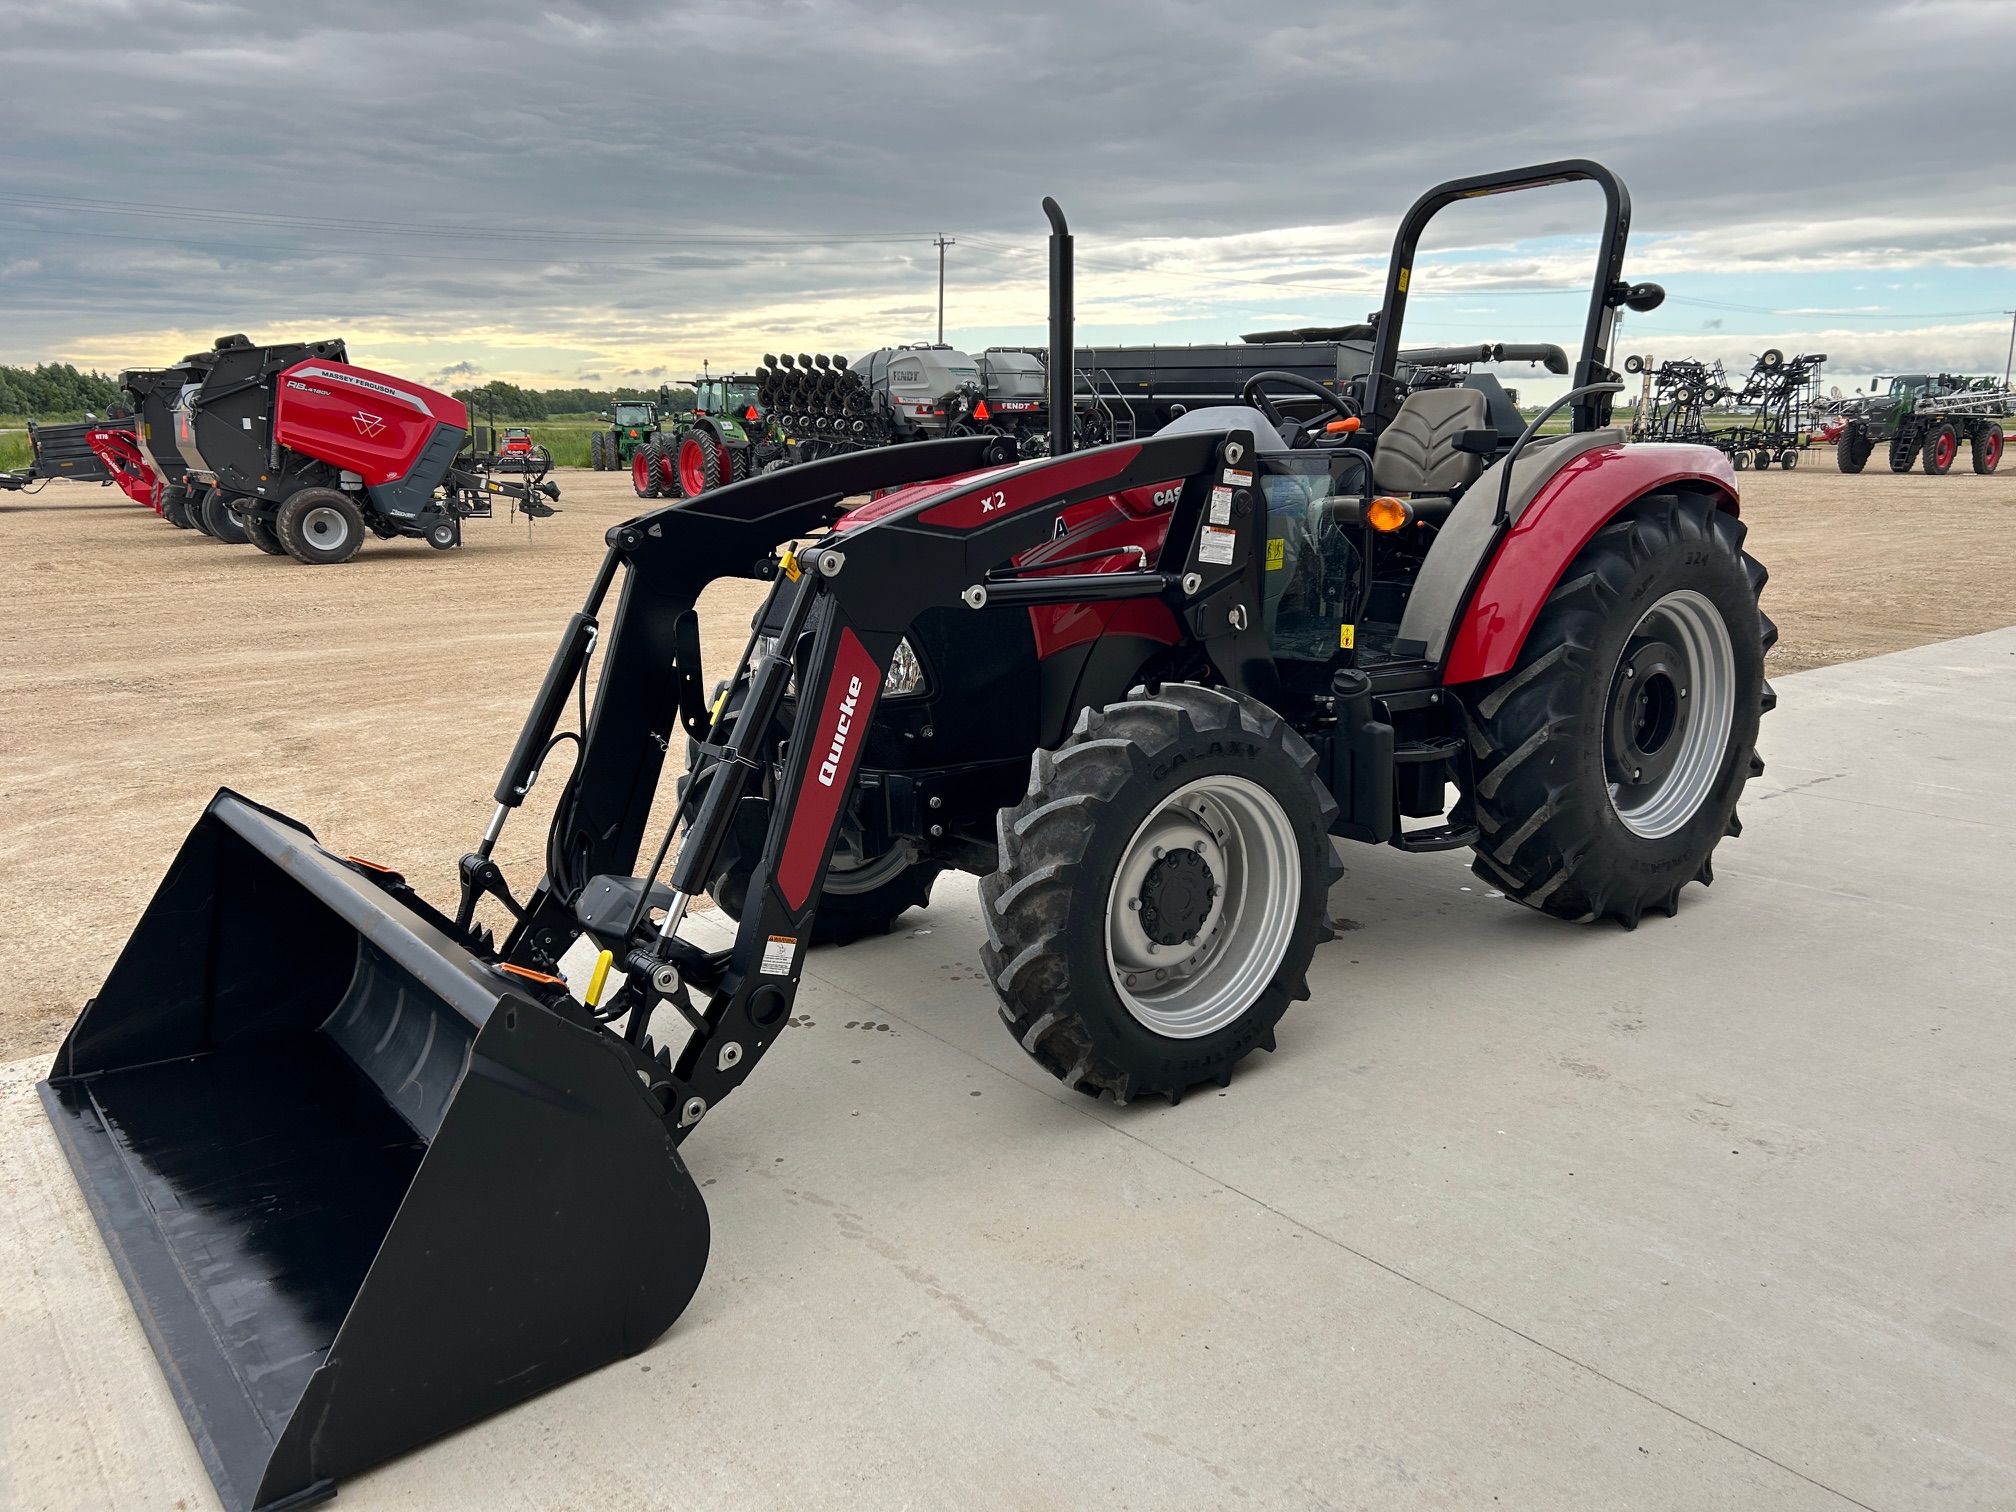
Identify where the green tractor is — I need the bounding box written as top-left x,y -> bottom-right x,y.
589,397 -> 665,472
634,374 -> 782,498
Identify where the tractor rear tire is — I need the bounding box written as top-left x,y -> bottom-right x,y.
980,684 -> 1342,1106
1921,423 -> 1958,475
276,487 -> 365,565
632,444 -> 662,498
243,515 -> 288,555
1973,423 -> 2004,474
201,489 -> 249,544
1460,491 -> 1770,929
1835,432 -> 1869,473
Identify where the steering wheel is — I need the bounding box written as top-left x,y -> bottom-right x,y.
1239,370 -> 1358,444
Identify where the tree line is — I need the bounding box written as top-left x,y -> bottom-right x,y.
451,379 -> 697,420
0,363 -> 123,418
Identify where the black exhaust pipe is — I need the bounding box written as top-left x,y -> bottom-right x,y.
1044,195 -> 1073,457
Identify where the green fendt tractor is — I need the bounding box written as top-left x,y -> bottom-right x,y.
589,397 -> 665,471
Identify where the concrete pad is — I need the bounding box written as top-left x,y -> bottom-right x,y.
5,629 -> 2014,1510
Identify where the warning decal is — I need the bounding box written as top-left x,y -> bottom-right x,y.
1198,525 -> 1237,565
761,935 -> 797,976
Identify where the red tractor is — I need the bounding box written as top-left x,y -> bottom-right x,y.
41,161 -> 1772,1512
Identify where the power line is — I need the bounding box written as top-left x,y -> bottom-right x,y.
0,189 -> 940,248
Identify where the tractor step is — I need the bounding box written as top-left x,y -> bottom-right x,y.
1389,820 -> 1482,853
1393,735 -> 1465,764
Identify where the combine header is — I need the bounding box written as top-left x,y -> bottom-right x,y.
41,161 -> 1774,1511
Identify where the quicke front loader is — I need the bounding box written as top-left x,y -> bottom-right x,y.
41,161 -> 1775,1511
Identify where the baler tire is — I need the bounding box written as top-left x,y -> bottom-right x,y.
1973,423 -> 2004,474
243,515 -> 288,555
426,520 -> 459,550
1921,423 -> 1958,475
201,489 -> 249,544
1834,432 -> 1868,473
276,487 -> 365,565
980,683 -> 1341,1107
1458,491 -> 1768,929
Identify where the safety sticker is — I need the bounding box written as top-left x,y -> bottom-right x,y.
1208,485 -> 1234,524
1339,623 -> 1356,649
761,935 -> 797,976
1265,537 -> 1285,571
1199,525 -> 1237,565
1222,468 -> 1253,487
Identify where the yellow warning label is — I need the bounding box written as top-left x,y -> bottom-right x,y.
1397,267 -> 1410,293
1339,623 -> 1356,649
1265,537 -> 1285,570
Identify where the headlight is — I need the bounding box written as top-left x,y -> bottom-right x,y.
882,637 -> 927,697
749,634 -> 927,698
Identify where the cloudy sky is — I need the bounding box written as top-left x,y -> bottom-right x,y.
5,0 -> 2014,400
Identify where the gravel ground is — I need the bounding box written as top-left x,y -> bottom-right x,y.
1,457 -> 2010,1059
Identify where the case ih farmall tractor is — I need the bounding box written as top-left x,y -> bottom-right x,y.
40,161 -> 1774,1512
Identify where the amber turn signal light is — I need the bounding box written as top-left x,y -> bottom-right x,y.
1365,496 -> 1413,533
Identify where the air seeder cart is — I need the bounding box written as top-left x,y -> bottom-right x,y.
41,160 -> 1773,1512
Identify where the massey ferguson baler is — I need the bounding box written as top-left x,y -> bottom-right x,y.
168,334 -> 558,562
39,161 -> 1775,1512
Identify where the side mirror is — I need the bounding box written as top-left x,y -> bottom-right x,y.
1453,429 -> 1499,457
1624,282 -> 1665,313
598,411 -> 610,422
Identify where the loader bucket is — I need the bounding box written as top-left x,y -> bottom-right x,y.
39,790 -> 709,1512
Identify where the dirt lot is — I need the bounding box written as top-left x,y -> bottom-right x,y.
3,460 -> 2012,1059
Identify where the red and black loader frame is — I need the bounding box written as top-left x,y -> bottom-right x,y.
38,159 -> 1720,1512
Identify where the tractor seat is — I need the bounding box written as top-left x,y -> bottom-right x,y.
1372,387 -> 1491,499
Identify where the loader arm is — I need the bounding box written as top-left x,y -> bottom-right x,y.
500,427 -> 1254,1133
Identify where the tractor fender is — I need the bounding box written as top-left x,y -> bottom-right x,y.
1438,441 -> 1736,684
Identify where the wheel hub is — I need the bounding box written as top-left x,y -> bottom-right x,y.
1606,637 -> 1687,795
1137,848 -> 1216,946
1604,590 -> 1737,839
302,504 -> 350,550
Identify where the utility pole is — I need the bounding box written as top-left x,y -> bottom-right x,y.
934,235 -> 956,344
2003,309 -> 2015,388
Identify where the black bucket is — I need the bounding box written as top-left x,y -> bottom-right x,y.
40,791 -> 709,1512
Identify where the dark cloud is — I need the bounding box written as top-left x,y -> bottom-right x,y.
3,0 -> 2013,377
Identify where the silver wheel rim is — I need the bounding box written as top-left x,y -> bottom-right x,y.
1105,773 -> 1300,1039
302,504 -> 351,553
1606,588 -> 1736,839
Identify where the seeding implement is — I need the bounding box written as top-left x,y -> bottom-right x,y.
42,160 -> 1773,1512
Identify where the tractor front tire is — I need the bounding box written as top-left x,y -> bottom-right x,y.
1921,423 -> 1958,475
1462,491 -> 1770,928
1973,423 -> 2004,474
1835,431 -> 1869,473
591,432 -> 608,470
276,487 -> 366,565
981,683 -> 1341,1106
244,514 -> 288,555
201,489 -> 249,544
